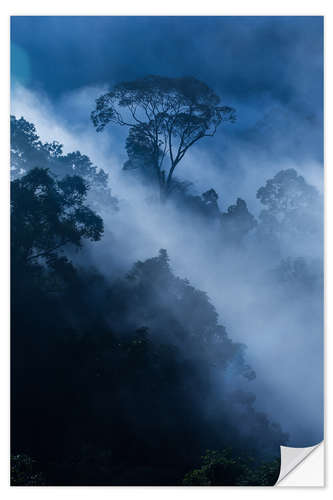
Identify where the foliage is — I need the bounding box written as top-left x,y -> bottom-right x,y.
11,454 -> 45,486
221,198 -> 257,243
257,169 -> 318,217
11,168 -> 104,266
123,124 -> 159,182
11,241 -> 287,485
237,459 -> 281,486
183,449 -> 248,486
10,116 -> 46,176
10,115 -> 117,210
256,169 -> 322,258
91,75 -> 235,197
183,449 -> 280,486
171,188 -> 257,243
257,169 -> 320,235
10,114 -> 304,487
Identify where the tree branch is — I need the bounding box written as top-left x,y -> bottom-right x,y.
26,239 -> 73,262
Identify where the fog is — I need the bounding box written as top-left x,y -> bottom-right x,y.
11,82 -> 323,449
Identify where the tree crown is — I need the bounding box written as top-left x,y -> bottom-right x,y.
91,75 -> 236,193
11,168 -> 104,264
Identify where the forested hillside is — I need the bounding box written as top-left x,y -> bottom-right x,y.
10,74 -> 323,486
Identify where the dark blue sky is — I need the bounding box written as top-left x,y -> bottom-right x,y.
11,16 -> 323,202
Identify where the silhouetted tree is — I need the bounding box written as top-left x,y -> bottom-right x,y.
10,115 -> 117,210
257,169 -> 319,219
11,454 -> 45,486
11,120 -> 293,487
10,115 -> 49,177
11,168 -> 104,266
256,169 -> 322,247
11,243 -> 288,485
221,198 -> 257,243
201,188 -> 220,216
91,75 -> 236,199
183,449 -> 280,486
122,124 -> 160,183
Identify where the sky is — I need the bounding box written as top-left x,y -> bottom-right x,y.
11,16 -> 323,212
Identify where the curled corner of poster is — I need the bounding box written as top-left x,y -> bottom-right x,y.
276,441 -> 324,487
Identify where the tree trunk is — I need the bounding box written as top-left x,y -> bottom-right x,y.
159,170 -> 167,203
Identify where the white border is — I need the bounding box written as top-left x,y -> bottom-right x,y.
0,1 -> 329,15
1,2 -> 331,498
278,442 -> 324,486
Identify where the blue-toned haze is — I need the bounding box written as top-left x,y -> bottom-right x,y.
11,16 -> 323,207
10,16 -> 324,448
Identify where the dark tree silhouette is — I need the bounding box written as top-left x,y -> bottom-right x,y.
11,241 -> 287,485
11,116 -> 296,487
10,115 -> 117,210
183,449 -> 280,486
123,124 -> 158,177
10,115 -> 49,177
221,198 -> 257,243
91,75 -> 236,199
11,168 -> 104,266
